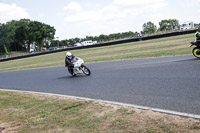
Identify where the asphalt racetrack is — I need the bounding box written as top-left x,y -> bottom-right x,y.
0,55 -> 200,116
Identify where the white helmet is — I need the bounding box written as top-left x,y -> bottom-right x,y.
66,52 -> 72,59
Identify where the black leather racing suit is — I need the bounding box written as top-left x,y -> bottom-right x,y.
196,32 -> 200,44
65,55 -> 75,75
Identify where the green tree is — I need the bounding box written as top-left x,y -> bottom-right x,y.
28,21 -> 55,51
0,19 -> 56,54
13,19 -> 31,51
49,40 -> 58,47
194,23 -> 200,28
41,24 -> 56,48
98,34 -> 107,42
0,23 -> 15,54
141,21 -> 157,35
60,40 -> 69,47
159,19 -> 180,31
73,38 -> 81,43
84,36 -> 94,41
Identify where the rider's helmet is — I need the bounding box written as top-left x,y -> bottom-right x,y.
66,52 -> 72,59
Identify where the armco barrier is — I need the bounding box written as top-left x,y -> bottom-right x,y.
0,29 -> 197,62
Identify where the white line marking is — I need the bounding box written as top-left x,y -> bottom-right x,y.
1,89 -> 200,119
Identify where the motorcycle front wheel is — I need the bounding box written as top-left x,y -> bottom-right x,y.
192,47 -> 200,59
81,65 -> 91,76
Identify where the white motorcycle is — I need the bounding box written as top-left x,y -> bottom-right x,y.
70,57 -> 91,76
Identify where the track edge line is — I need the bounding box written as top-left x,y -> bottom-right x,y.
1,88 -> 200,120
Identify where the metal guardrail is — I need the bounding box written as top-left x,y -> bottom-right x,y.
0,29 -> 197,62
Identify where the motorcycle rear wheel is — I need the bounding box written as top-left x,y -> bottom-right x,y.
192,47 -> 200,59
81,65 -> 91,76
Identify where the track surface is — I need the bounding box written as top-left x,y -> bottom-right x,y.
0,55 -> 200,115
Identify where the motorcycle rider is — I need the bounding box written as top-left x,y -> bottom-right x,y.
65,52 -> 76,76
194,27 -> 200,44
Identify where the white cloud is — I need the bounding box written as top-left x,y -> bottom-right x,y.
65,11 -> 97,23
63,0 -> 167,37
113,0 -> 167,8
0,3 -> 29,23
64,0 -> 167,24
64,4 -> 124,24
63,2 -> 81,12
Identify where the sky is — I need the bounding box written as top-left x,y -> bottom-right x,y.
0,0 -> 200,40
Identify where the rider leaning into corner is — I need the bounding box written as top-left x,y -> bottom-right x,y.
65,52 -> 76,76
192,27 -> 200,45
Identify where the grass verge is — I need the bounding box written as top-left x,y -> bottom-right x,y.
0,33 -> 194,72
0,90 -> 200,133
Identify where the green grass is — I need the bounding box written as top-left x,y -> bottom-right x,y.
0,90 -> 200,133
0,51 -> 30,59
0,33 -> 194,72
0,34 -> 199,132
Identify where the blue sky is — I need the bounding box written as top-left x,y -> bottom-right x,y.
0,0 -> 200,40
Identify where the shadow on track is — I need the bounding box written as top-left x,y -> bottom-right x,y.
56,75 -> 88,80
174,58 -> 199,63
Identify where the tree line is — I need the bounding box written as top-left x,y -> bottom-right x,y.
58,19 -> 183,48
50,31 -> 140,48
0,18 -> 198,55
0,19 -> 56,54
141,19 -> 181,35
